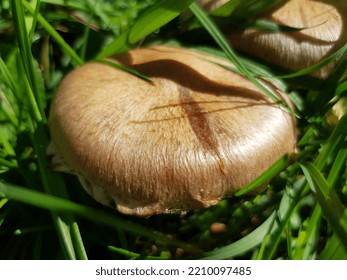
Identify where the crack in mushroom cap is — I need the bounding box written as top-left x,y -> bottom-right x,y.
228,0 -> 347,79
48,45 -> 297,217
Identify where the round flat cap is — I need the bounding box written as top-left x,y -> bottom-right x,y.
48,45 -> 297,216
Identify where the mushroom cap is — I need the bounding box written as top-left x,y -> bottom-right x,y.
229,0 -> 347,79
48,45 -> 297,217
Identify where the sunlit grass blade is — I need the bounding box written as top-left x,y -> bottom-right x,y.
210,0 -> 239,17
0,158 -> 18,169
314,114 -> 347,170
0,181 -> 196,253
0,87 -> 19,127
28,0 -> 40,40
94,59 -> 153,82
257,177 -> 307,259
241,19 -> 304,33
32,125 -> 88,259
256,233 -> 272,260
0,130 -> 16,157
327,147 -> 347,188
10,0 -> 87,257
0,197 -> 9,210
293,142 -> 347,259
55,214 -> 78,259
318,233 -> 347,260
311,49 -> 347,112
128,0 -> 194,44
292,207 -> 321,260
10,0 -> 91,258
259,114 -> 347,259
70,222 -> 88,260
53,214 -> 88,260
201,211 -> 276,259
22,0 -> 84,66
235,155 -> 290,196
189,2 -> 298,117
97,0 -> 195,58
301,163 -> 347,250
10,0 -> 44,122
277,42 -> 347,79
336,79 -> 347,96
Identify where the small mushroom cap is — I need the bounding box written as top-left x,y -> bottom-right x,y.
48,45 -> 296,216
229,0 -> 347,79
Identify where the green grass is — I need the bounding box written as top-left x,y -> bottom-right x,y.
1,0 -> 347,260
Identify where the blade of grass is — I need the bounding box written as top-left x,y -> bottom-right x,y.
292,207 -> 321,260
277,42 -> 347,79
258,177 -> 307,259
260,114 -> 347,259
22,0 -> 84,66
0,181 -> 197,254
210,0 -> 239,17
0,57 -> 19,95
0,198 -> 9,209
0,88 -> 19,127
52,213 -> 87,260
255,233 -> 272,260
70,221 -> 88,260
28,0 -> 40,41
10,0 -> 44,122
0,132 -> 16,157
128,0 -> 195,44
314,114 -> 347,170
32,124 -> 88,259
286,220 -> 293,260
241,19 -> 304,33
55,214 -> 77,259
336,79 -> 347,96
0,158 -> 18,169
189,2 -> 298,118
318,233 -> 347,260
201,211 -> 276,259
235,155 -> 290,196
41,0 -> 86,11
301,163 -> 347,250
327,147 -> 347,189
94,59 -> 153,82
293,142 -> 347,259
11,0 -> 88,259
108,246 -> 170,260
97,0 -> 195,58
313,46 -> 347,113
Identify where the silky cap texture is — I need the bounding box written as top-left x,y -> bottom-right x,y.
48,45 -> 297,216
229,0 -> 347,79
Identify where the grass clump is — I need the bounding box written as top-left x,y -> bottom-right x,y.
1,0 -> 347,260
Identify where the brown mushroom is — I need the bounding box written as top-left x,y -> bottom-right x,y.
229,0 -> 347,79
48,45 -> 296,217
